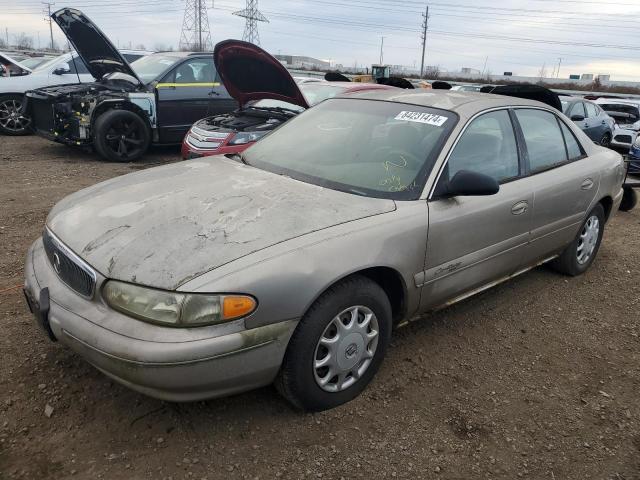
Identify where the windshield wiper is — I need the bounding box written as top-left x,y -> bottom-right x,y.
247,106 -> 300,115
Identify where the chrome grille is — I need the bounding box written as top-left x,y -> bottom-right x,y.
615,135 -> 632,144
42,229 -> 96,298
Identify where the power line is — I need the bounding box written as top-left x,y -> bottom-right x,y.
41,1 -> 55,50
233,0 -> 268,45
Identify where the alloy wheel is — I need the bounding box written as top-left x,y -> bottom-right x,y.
313,305 -> 379,393
576,215 -> 600,265
104,118 -> 145,159
0,99 -> 30,133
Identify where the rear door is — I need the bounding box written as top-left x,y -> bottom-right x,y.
421,109 -> 534,310
513,108 -> 600,263
156,57 -> 234,143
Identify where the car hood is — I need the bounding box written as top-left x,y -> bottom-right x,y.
46,157 -> 395,290
0,52 -> 31,76
51,8 -> 142,84
214,40 -> 309,109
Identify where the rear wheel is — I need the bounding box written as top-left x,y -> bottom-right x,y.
550,203 -> 605,276
619,186 -> 637,212
599,132 -> 612,148
276,275 -> 392,411
93,109 -> 150,162
0,94 -> 31,136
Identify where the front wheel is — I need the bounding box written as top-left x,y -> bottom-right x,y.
0,94 -> 31,136
93,109 -> 150,162
276,275 -> 392,411
599,132 -> 612,148
550,203 -> 605,276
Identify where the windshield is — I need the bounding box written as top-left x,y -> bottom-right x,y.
244,98 -> 457,200
32,53 -> 70,72
106,54 -> 181,83
20,57 -> 51,69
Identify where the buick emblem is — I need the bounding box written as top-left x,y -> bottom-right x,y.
52,252 -> 61,274
345,343 -> 358,359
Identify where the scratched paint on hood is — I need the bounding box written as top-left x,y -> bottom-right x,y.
46,157 -> 396,290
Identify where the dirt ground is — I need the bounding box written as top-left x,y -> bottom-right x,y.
0,135 -> 639,480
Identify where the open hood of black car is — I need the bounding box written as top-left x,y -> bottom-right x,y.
480,84 -> 562,111
0,52 -> 31,76
214,40 -> 309,109
51,8 -> 142,83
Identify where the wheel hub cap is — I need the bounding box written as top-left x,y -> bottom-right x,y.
313,305 -> 379,393
577,215 -> 599,265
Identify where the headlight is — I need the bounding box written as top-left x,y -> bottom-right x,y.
102,280 -> 257,327
633,136 -> 640,148
228,131 -> 268,145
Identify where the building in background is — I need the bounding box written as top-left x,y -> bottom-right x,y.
275,54 -> 330,70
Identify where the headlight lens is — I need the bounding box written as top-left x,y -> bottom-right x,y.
102,280 -> 256,327
633,136 -> 640,148
227,131 -> 268,145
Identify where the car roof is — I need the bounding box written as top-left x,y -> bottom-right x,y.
336,90 -> 556,118
595,98 -> 640,106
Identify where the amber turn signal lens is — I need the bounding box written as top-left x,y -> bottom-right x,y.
222,296 -> 257,320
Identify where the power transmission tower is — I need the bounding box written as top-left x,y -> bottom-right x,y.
179,0 -> 213,51
42,1 -> 55,50
420,5 -> 429,78
233,0 -> 268,45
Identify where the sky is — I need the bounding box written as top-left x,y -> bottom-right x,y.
1,0 -> 640,81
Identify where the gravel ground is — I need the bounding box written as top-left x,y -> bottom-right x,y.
1,136 -> 639,480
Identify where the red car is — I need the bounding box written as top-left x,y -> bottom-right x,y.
181,40 -> 396,159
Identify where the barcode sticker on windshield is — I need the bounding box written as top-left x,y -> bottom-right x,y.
394,111 -> 448,126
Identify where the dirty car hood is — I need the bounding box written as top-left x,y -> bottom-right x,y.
46,157 -> 396,290
51,8 -> 142,83
214,39 -> 309,109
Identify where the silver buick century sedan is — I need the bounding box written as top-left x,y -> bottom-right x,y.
24,90 -> 625,411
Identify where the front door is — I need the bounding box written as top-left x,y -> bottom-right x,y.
156,57 -> 226,143
420,109 -> 533,310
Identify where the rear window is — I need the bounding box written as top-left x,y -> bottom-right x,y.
244,98 -> 457,200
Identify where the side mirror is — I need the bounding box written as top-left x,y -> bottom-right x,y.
571,114 -> 585,122
53,63 -> 71,75
444,170 -> 500,197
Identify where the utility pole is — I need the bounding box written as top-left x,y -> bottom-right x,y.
420,5 -> 429,78
179,0 -> 213,50
556,57 -> 562,79
5,28 -> 8,48
379,36 -> 384,65
42,2 -> 55,50
233,0 -> 268,46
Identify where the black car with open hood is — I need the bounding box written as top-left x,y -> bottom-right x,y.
24,8 -> 236,162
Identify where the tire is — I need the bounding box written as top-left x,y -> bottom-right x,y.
619,186 -> 637,212
550,203 -> 605,276
276,275 -> 392,412
0,94 -> 31,136
599,132 -> 612,148
93,109 -> 150,162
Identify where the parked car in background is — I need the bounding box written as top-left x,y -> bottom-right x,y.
629,136 -> 640,174
182,40 -> 395,159
0,49 -> 152,136
595,98 -> 640,151
25,8 -> 236,161
24,89 -> 624,411
561,97 -> 614,147
451,84 -> 482,92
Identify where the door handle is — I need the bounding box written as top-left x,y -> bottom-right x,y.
511,201 -> 528,216
208,91 -> 220,96
581,178 -> 594,190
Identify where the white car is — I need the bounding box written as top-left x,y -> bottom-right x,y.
0,50 -> 152,135
595,98 -> 640,150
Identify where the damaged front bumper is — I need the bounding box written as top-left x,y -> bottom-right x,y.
24,238 -> 297,402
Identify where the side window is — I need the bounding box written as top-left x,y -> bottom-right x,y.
447,110 -> 520,183
68,57 -> 89,75
515,109 -> 567,172
585,102 -> 598,118
167,58 -> 216,84
569,102 -> 586,119
559,122 -> 584,161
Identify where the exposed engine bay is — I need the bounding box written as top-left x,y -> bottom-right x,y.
26,81 -> 155,145
195,106 -> 296,134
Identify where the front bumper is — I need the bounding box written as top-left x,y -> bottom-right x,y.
629,146 -> 640,174
24,238 -> 297,402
